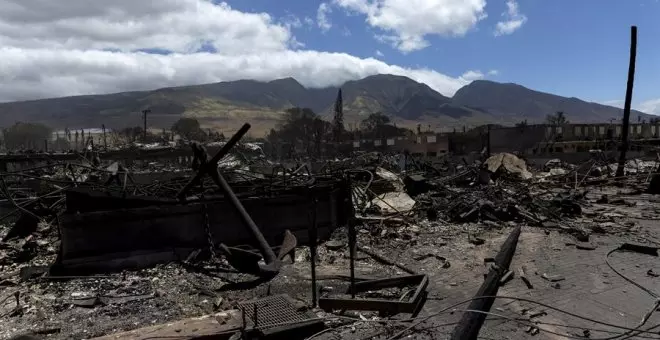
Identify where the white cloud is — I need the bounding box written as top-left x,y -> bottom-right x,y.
637,99 -> 660,115
375,50 -> 384,57
0,48 -> 471,102
495,0 -> 527,36
0,0 -> 293,54
460,69 -> 501,82
0,0 -> 475,103
304,16 -> 314,27
460,70 -> 485,81
342,26 -> 352,36
601,99 -> 660,116
601,99 -> 624,108
333,0 -> 487,53
317,3 -> 333,32
282,14 -> 302,30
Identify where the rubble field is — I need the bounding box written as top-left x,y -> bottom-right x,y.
2,132 -> 660,340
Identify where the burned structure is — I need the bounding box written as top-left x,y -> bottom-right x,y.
2,115 -> 660,340
3,32 -> 660,339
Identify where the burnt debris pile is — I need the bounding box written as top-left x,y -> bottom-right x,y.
2,123 -> 660,340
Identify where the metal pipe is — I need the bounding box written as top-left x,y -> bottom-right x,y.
347,177 -> 357,298
450,226 -> 521,340
177,123 -> 250,199
309,198 -> 318,307
208,167 -> 280,274
349,219 -> 357,298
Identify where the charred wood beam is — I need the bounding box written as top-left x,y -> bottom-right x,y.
450,226 -> 521,340
616,26 -> 638,178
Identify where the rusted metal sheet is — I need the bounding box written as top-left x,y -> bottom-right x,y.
55,177 -> 351,273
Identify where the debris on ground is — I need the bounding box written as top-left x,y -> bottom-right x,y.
1,123 -> 660,340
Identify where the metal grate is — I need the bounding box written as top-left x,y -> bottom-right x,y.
237,294 -> 317,330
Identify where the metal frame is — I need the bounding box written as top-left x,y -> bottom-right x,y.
235,294 -> 324,338
318,274 -> 428,315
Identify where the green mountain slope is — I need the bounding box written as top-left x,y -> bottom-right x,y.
0,75 -> 648,134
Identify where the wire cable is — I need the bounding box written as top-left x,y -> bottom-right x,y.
606,247 -> 659,298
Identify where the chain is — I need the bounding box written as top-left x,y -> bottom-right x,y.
202,203 -> 220,262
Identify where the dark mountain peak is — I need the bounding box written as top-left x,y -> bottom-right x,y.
353,74 -> 421,87
457,79 -> 526,92
465,79 -> 496,85
268,77 -> 304,88
0,73 -> 652,131
452,78 -> 649,122
362,74 -> 414,81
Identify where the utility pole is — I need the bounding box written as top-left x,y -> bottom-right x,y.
616,26 -> 637,178
332,89 -> 344,157
102,124 -> 107,150
486,124 -> 491,158
142,109 -> 151,143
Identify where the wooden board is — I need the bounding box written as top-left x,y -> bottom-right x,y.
91,310 -> 242,340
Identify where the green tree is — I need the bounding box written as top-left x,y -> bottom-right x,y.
266,107 -> 331,158
359,112 -> 408,139
546,111 -> 569,126
172,117 -> 207,141
2,122 -> 52,151
332,89 -> 344,142
361,112 -> 391,131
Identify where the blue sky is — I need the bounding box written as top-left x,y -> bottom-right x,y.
227,0 -> 660,110
2,0 -> 660,115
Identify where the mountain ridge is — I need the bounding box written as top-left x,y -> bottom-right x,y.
0,75 -> 651,135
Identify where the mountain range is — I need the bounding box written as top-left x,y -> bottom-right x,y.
0,74 -> 651,136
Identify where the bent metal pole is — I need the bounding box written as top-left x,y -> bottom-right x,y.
177,123 -> 251,199
450,226 -> 522,340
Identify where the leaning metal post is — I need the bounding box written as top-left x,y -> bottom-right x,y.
450,226 -> 522,340
177,123 -> 251,200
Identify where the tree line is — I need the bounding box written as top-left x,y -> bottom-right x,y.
0,111 -> 585,154
0,112 -> 573,153
0,117 -> 226,152
263,107 -> 410,159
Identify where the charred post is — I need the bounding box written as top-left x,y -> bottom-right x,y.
450,226 -> 522,340
616,26 -> 638,178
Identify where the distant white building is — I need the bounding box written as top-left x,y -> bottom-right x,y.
51,128 -> 112,141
